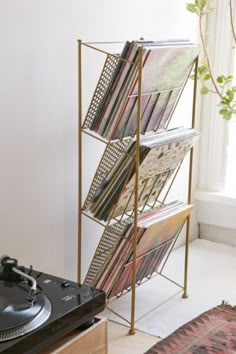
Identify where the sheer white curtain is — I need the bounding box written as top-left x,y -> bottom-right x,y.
225,118 -> 236,196
196,0 -> 236,237
198,0 -> 235,193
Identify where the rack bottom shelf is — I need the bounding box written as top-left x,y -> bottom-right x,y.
104,270 -> 187,330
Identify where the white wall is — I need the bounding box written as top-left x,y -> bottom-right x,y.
0,0 -> 198,281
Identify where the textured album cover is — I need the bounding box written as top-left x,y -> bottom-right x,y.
109,203 -> 193,297
84,202 -> 192,297
84,201 -> 180,291
83,40 -> 199,141
87,128 -> 199,221
109,43 -> 199,140
110,241 -> 171,296
114,42 -> 199,140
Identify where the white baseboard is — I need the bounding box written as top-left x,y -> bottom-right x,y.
195,190 -> 236,229
200,223 -> 236,247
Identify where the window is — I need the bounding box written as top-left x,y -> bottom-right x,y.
224,58 -> 236,197
195,1 -> 236,232
197,0 -> 236,194
225,117 -> 236,197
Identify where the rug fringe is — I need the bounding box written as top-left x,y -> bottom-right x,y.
221,300 -> 236,309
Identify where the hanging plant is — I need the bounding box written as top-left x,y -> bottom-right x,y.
186,0 -> 236,120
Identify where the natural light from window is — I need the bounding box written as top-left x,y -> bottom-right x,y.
224,56 -> 236,197
224,117 -> 236,197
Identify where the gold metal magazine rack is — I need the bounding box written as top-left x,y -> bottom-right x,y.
78,39 -> 199,335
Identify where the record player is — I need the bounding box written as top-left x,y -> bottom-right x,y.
0,256 -> 105,353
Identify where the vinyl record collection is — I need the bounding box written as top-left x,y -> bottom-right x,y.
83,39 -> 199,141
85,127 -> 199,221
81,39 -> 199,298
84,201 -> 193,298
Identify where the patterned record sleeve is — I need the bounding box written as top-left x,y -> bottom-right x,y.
112,134 -> 198,218
139,134 -> 198,179
112,171 -> 172,217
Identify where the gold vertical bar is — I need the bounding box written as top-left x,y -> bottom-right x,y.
78,39 -> 82,283
183,56 -> 198,298
129,47 -> 143,335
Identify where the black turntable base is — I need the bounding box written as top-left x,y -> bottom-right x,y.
0,256 -> 105,353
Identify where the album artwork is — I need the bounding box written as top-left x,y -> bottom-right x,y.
83,40 -> 199,140
108,202 -> 193,297
86,127 -> 199,221
84,201 -> 193,297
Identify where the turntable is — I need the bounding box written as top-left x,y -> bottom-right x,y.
0,256 -> 105,353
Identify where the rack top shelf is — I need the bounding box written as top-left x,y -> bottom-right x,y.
81,40 -> 199,142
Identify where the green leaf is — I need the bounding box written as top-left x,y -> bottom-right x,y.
219,108 -> 229,115
201,86 -> 209,95
217,76 -> 224,83
186,3 -> 200,15
223,111 -> 232,120
186,3 -> 196,11
232,86 -> 236,92
225,75 -> 234,83
227,91 -> 234,103
221,98 -> 230,104
196,0 -> 206,8
198,65 -> 208,75
203,73 -> 211,80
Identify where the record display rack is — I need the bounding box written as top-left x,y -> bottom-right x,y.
77,39 -> 199,335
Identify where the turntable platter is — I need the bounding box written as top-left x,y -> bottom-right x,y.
0,281 -> 51,342
0,297 -> 8,312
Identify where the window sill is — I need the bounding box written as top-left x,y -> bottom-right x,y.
195,190 -> 236,206
195,190 -> 236,230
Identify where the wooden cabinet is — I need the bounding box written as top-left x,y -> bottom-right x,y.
41,318 -> 107,354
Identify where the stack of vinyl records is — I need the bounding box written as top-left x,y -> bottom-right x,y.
84,201 -> 193,298
82,38 -> 200,300
83,39 -> 199,140
84,127 -> 199,221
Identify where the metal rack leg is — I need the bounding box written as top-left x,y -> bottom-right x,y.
129,47 -> 143,335
183,215 -> 190,298
183,56 -> 198,299
78,39 -> 82,283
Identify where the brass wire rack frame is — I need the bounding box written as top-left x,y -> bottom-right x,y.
78,39 -> 199,335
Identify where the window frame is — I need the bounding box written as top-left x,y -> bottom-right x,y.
196,0 -> 236,230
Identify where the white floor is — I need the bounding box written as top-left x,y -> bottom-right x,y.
107,321 -> 159,354
103,239 -> 236,338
